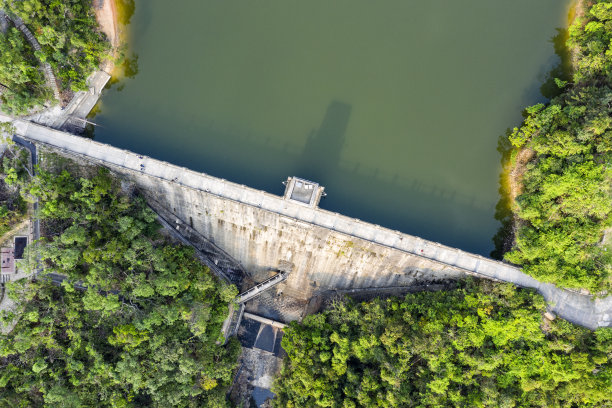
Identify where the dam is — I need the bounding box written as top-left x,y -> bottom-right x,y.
2,113 -> 611,330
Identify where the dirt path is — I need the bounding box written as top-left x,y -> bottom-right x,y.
0,219 -> 29,247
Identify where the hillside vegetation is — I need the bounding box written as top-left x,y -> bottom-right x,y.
0,158 -> 239,407
0,143 -> 27,237
0,0 -> 109,114
504,0 -> 612,292
274,281 -> 612,408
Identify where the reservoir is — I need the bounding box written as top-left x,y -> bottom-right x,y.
93,0 -> 571,256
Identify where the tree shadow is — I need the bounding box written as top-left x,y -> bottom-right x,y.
115,0 -> 136,26
540,28 -> 573,99
490,129 -> 515,260
105,0 -> 139,92
491,26 -> 572,259
112,51 -> 139,91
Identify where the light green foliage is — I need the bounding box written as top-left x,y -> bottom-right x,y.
506,1 -> 612,292
0,0 -> 110,114
0,148 -> 28,236
568,0 -> 612,83
274,281 -> 612,408
0,165 -> 239,407
0,28 -> 38,86
0,26 -> 50,114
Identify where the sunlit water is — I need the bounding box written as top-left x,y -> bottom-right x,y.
93,0 -> 571,255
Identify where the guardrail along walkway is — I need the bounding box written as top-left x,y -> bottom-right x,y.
1,114 -> 611,330
237,272 -> 289,304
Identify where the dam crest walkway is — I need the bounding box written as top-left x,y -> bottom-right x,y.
1,113 -> 610,330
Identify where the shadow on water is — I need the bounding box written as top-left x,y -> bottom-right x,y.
295,101 -> 351,182
540,28 -> 573,99
109,52 -> 139,92
490,129 -> 515,260
104,0 -> 139,93
116,0 -> 136,26
130,98 -> 495,253
92,92 -> 496,252
490,24 -> 573,259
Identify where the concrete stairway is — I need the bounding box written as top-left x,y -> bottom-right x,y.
237,272 -> 289,304
2,12 -> 61,102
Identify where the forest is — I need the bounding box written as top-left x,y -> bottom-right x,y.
0,153 -> 239,407
0,0 -> 109,114
274,281 -> 612,408
0,137 -> 27,237
503,0 -> 612,292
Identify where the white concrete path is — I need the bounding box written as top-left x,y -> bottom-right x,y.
0,113 -> 610,329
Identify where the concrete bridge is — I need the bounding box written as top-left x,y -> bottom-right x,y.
1,113 -> 611,329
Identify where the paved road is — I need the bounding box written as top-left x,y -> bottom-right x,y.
2,114 -> 611,330
12,135 -> 39,242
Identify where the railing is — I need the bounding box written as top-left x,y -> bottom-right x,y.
236,271 -> 289,304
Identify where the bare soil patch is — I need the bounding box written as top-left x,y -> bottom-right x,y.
95,0 -> 120,73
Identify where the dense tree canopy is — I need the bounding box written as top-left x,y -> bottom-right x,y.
274,281 -> 612,408
0,0 -> 110,114
0,25 -> 49,115
505,0 -> 612,292
0,145 -> 27,236
0,161 -> 239,407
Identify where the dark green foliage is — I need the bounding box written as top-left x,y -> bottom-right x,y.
0,165 -> 239,407
505,1 -> 612,292
0,26 -> 49,114
0,197 -> 25,237
274,281 -> 612,408
0,0 -> 110,113
0,146 -> 29,235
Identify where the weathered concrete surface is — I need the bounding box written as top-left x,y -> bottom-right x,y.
244,312 -> 288,329
26,71 -> 111,131
2,114 -> 611,329
148,197 -> 246,286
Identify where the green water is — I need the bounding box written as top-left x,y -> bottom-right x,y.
94,0 -> 571,255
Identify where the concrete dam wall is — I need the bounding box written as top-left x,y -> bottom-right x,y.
5,115 -> 612,329
136,179 -> 468,299
5,115 -> 526,298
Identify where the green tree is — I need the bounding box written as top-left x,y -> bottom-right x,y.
0,160 -> 239,407
274,281 -> 612,408
504,0 -> 612,292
